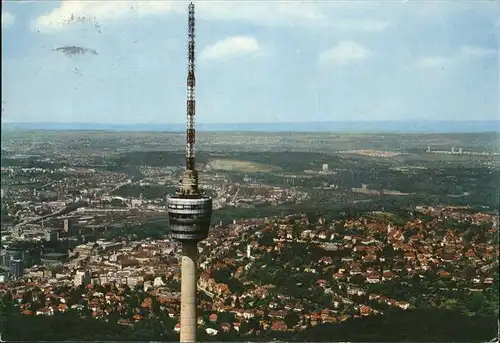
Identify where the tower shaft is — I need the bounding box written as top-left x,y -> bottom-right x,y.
180,243 -> 198,342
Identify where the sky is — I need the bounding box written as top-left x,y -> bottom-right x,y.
1,0 -> 499,124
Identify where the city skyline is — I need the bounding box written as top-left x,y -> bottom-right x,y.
2,1 -> 499,124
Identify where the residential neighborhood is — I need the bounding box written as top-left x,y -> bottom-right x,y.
1,205 -> 498,338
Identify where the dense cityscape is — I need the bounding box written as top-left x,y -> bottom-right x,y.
1,129 -> 499,341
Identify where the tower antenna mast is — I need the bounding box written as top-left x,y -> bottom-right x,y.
186,1 -> 196,172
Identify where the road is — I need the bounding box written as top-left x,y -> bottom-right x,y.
107,181 -> 131,195
198,284 -> 215,299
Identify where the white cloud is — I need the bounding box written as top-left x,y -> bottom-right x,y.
460,45 -> 496,58
319,41 -> 371,66
200,36 -> 262,60
416,56 -> 451,69
34,0 -> 184,31
34,0 -> 326,31
196,1 -> 327,27
2,11 -> 15,29
417,45 -> 496,69
34,0 -> 388,33
333,19 -> 390,32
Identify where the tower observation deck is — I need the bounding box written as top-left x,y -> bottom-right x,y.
166,3 -> 212,342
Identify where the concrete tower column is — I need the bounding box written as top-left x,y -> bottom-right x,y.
180,242 -> 198,342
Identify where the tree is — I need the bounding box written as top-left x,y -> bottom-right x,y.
22,290 -> 33,304
227,278 -> 245,294
125,306 -> 134,319
218,311 -> 235,324
484,271 -> 499,317
284,312 -> 300,329
243,297 -> 252,310
350,274 -> 365,285
259,231 -> 276,247
94,284 -> 105,293
38,293 -> 47,308
234,296 -> 242,309
465,292 -> 485,314
441,298 -> 459,311
108,310 -> 120,324
151,296 -> 161,314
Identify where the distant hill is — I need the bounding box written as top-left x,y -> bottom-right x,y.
2,120 -> 499,133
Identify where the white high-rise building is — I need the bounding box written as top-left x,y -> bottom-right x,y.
322,164 -> 329,171
246,244 -> 251,259
73,270 -> 91,287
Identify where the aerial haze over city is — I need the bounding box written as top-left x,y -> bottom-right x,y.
1,1 -> 499,342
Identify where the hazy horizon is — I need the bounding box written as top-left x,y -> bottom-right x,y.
2,119 -> 499,134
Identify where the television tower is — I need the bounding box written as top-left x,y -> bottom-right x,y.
167,3 -> 213,342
